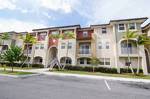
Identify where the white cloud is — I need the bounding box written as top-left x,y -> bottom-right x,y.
0,0 -> 16,10
43,12 -> 52,19
0,18 -> 46,32
40,0 -> 76,13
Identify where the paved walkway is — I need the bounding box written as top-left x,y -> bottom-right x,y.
1,68 -> 150,83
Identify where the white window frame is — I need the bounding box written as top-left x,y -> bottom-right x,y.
106,42 -> 110,49
68,42 -> 72,49
128,23 -> 137,31
40,44 -> 44,49
35,44 -> 39,49
99,58 -> 111,66
61,43 -> 65,49
102,27 -> 107,34
98,42 -> 102,49
118,24 -> 126,32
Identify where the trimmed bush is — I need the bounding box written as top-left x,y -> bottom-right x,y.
31,64 -> 44,68
54,65 -> 143,74
56,65 -> 118,74
120,68 -> 143,73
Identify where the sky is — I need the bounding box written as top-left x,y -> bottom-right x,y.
0,0 -> 150,32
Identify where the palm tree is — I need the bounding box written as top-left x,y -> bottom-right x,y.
61,31 -> 75,69
122,30 -> 137,74
20,33 -> 36,68
3,45 -> 23,72
136,34 -> 150,74
90,57 -> 100,72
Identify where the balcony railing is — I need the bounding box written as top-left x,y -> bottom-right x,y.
78,49 -> 91,57
121,47 -> 138,54
24,50 -> 32,54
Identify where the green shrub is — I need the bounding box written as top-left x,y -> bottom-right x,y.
31,64 -> 44,68
120,68 -> 143,73
57,65 -> 118,74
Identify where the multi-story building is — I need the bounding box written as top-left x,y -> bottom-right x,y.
0,17 -> 150,75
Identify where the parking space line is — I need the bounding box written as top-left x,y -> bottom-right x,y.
104,80 -> 111,91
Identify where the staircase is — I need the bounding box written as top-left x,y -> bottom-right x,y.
47,58 -> 62,70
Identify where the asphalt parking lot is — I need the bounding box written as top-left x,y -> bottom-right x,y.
0,75 -> 150,99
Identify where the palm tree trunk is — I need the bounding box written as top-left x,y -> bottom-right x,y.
127,39 -> 134,74
137,45 -> 140,74
26,43 -> 30,68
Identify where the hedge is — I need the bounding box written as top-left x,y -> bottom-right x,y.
54,65 -> 143,74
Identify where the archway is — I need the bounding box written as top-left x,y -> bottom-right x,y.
48,47 -> 58,62
60,57 -> 72,65
145,49 -> 150,73
33,56 -> 43,64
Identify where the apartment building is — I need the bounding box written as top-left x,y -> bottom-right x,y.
0,17 -> 150,75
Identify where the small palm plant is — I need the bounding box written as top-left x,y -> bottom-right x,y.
122,30 -> 137,74
90,57 -> 100,72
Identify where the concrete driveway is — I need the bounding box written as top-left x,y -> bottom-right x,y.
0,75 -> 150,99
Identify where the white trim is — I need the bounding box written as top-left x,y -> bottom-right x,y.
128,23 -> 137,31
118,24 -> 126,32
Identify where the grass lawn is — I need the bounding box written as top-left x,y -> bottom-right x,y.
0,70 -> 34,75
0,66 -> 40,70
53,70 -> 150,80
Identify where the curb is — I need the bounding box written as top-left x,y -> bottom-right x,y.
41,72 -> 150,83
0,73 -> 41,78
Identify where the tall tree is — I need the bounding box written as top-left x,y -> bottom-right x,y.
136,34 -> 150,74
122,30 -> 137,74
20,33 -> 36,68
90,57 -> 100,72
3,46 -> 23,72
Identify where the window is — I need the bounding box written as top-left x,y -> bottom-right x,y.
79,43 -> 90,54
106,42 -> 110,49
39,59 -> 43,63
40,44 -> 44,49
35,44 -> 39,49
118,24 -> 125,31
99,58 -> 105,65
83,31 -> 88,37
129,23 -> 136,30
98,42 -> 102,49
99,58 -> 111,65
102,27 -> 107,34
80,58 -> 84,64
68,42 -> 72,49
105,58 -> 110,65
61,43 -> 65,49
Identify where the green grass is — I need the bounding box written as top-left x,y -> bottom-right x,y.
53,69 -> 150,79
0,70 -> 34,75
0,66 -> 40,70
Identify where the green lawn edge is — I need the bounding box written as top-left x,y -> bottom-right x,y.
52,70 -> 150,80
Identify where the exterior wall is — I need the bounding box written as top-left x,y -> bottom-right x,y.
57,39 -> 76,65
94,26 -> 116,68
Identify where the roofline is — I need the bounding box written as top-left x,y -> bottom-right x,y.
90,24 -> 110,27
32,24 -> 81,31
142,23 -> 150,30
110,17 -> 148,23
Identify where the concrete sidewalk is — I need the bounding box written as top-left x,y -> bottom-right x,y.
1,68 -> 150,83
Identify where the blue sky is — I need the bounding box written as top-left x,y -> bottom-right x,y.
0,0 -> 149,32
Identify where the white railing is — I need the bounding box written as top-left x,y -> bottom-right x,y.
24,50 -> 32,54
121,47 -> 138,54
78,49 -> 91,57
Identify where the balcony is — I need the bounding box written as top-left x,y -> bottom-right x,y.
78,49 -> 91,57
120,47 -> 138,57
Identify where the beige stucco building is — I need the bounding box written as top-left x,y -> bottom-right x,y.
0,17 -> 150,75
